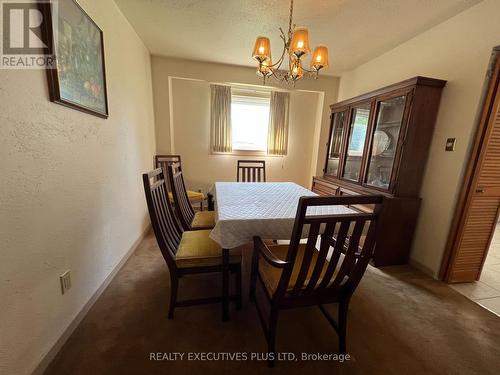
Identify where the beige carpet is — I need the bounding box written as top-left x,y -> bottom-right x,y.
45,232 -> 500,375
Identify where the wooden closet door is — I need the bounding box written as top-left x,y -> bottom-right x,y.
446,55 -> 500,282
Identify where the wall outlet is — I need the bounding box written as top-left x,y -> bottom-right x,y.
60,270 -> 72,295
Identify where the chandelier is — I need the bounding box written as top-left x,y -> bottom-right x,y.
251,0 -> 329,84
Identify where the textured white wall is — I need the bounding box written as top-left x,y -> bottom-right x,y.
0,1 -> 156,374
169,78 -> 321,190
151,56 -> 340,181
336,0 -> 500,277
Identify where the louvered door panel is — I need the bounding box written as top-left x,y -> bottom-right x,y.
447,72 -> 500,282
450,197 -> 500,281
478,109 -> 500,188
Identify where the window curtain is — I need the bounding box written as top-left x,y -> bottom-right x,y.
210,84 -> 232,153
267,91 -> 290,156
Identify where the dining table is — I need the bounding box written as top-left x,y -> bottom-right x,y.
209,181 -> 356,321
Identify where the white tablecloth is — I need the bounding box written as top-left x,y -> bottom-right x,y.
209,182 -> 355,249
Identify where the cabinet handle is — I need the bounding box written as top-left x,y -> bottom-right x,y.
476,188 -> 485,193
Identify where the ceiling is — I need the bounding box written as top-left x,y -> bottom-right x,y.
115,0 -> 482,75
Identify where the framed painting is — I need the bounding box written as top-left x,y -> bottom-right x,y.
42,0 -> 109,118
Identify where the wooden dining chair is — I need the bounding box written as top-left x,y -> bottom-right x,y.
250,195 -> 383,366
237,160 -> 266,182
167,162 -> 216,231
143,168 -> 242,319
154,154 -> 205,210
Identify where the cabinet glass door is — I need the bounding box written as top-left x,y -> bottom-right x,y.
325,111 -> 346,176
366,95 -> 406,189
342,104 -> 371,182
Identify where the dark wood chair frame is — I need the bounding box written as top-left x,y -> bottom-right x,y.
237,160 -> 266,182
249,195 -> 383,366
143,168 -> 242,320
167,162 -> 212,231
154,154 -> 204,211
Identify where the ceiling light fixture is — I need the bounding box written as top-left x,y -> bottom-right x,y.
251,0 -> 329,84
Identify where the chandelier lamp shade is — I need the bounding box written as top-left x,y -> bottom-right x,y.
311,45 -> 329,70
289,27 -> 310,58
252,37 -> 272,63
251,0 -> 329,84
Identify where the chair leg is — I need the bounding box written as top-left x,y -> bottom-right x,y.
207,193 -> 214,211
168,274 -> 178,319
222,249 -> 230,322
249,245 -> 259,302
338,299 -> 349,354
267,307 -> 279,368
235,264 -> 242,310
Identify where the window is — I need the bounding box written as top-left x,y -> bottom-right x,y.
231,93 -> 270,151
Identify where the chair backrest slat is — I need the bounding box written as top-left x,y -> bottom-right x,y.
237,160 -> 266,182
318,220 -> 350,290
143,168 -> 183,269
154,155 -> 181,191
291,222 -> 321,295
153,188 -> 178,253
339,214 -> 380,293
304,221 -> 336,294
168,162 -> 195,230
329,219 -> 366,289
275,195 -> 383,301
157,182 -> 182,246
177,175 -> 195,222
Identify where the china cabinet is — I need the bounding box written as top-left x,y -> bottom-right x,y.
313,76 -> 446,266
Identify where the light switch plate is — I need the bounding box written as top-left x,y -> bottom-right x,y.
60,270 -> 71,294
445,138 -> 456,151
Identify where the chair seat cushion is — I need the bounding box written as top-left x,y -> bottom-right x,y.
168,190 -> 205,203
259,244 -> 331,295
191,211 -> 216,229
176,230 -> 241,268
187,190 -> 205,202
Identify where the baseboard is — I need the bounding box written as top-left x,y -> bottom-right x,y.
409,257 -> 438,279
33,225 -> 151,375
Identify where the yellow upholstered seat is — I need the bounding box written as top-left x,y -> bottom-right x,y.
259,244 -> 331,295
168,190 -> 205,203
176,230 -> 241,268
187,190 -> 205,202
191,211 -> 216,229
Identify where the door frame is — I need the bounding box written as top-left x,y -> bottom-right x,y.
439,46 -> 500,282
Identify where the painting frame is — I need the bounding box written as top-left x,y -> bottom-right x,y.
41,0 -> 109,118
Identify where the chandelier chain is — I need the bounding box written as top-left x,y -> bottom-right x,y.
288,0 -> 294,36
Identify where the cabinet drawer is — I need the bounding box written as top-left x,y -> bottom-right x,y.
337,187 -> 375,212
338,187 -> 360,196
312,179 -> 339,196
314,185 -> 338,196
